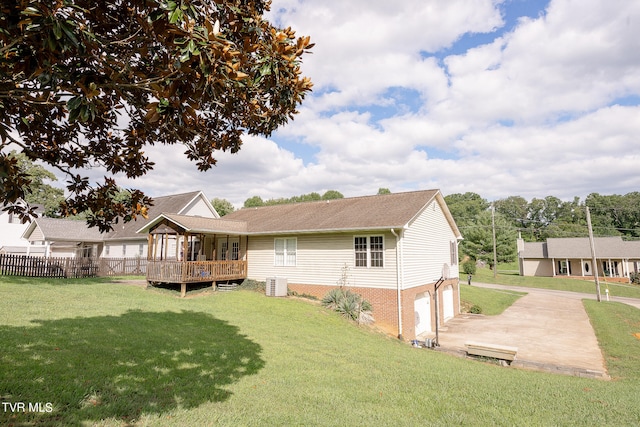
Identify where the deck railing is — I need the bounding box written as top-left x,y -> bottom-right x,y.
146,260 -> 247,283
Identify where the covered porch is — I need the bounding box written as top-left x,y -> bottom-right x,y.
141,214 -> 249,297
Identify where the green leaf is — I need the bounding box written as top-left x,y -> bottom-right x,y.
67,96 -> 83,111
21,7 -> 42,16
53,22 -> 62,40
259,62 -> 272,76
60,21 -> 79,47
169,8 -> 183,24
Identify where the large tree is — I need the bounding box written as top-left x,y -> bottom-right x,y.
0,0 -> 313,231
460,210 -> 518,268
8,150 -> 64,216
211,197 -> 235,216
443,192 -> 490,226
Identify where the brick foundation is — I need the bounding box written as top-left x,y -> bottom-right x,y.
288,278 -> 459,340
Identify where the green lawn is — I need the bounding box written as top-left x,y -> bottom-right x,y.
459,285 -> 525,315
474,265 -> 640,299
1,276 -> 640,426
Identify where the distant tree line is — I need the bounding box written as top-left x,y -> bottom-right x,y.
240,188 -> 391,209
243,190 -> 345,208
445,192 -> 640,268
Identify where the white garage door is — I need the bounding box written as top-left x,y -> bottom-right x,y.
443,285 -> 454,321
414,292 -> 432,336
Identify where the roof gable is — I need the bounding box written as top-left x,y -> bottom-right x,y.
105,191 -> 217,240
23,217 -> 104,242
140,213 -> 248,235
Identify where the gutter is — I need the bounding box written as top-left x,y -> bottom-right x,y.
391,228 -> 403,340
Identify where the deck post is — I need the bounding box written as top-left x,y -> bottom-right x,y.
181,282 -> 186,298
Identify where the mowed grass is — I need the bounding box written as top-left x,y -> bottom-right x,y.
459,285 -> 525,315
1,277 -> 640,426
475,265 -> 640,299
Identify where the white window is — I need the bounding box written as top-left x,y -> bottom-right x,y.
138,244 -> 144,257
558,260 -> 570,275
231,241 -> 239,260
221,241 -> 228,260
122,244 -> 127,256
450,241 -> 458,266
105,245 -> 110,256
218,239 -> 239,261
354,236 -> 384,268
274,238 -> 296,266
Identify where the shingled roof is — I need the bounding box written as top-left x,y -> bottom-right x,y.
222,189 -> 459,235
105,191 -> 210,240
521,237 -> 640,259
546,237 -> 640,258
28,217 -> 104,242
153,213 -> 248,234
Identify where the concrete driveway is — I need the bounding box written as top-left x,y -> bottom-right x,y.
434,283 -> 638,379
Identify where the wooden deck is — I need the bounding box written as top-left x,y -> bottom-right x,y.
146,260 -> 247,296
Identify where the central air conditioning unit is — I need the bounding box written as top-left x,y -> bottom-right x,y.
266,277 -> 287,297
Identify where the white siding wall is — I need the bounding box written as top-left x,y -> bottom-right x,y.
49,246 -> 77,257
102,240 -> 147,258
182,196 -> 218,218
247,232 -> 398,289
0,211 -> 32,248
401,200 -> 460,289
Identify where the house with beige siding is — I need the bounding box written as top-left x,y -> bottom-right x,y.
20,191 -> 218,258
139,190 -> 463,341
518,237 -> 640,282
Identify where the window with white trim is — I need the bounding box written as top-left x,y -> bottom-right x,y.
274,238 -> 296,266
354,235 -> 384,268
221,241 -> 228,260
231,241 -> 239,260
450,241 -> 458,266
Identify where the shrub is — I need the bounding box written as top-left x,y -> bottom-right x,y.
321,288 -> 373,324
239,279 -> 265,292
469,305 -> 483,314
630,272 -> 640,285
462,260 -> 477,275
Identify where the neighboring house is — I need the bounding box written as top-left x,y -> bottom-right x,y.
518,237 -> 640,281
140,189 -> 463,340
102,190 -> 218,258
0,200 -> 46,255
21,217 -> 104,257
20,191 -> 218,258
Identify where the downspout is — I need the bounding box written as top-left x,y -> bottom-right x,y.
391,228 -> 403,340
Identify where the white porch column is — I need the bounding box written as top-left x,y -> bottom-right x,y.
552,258 -> 556,276
566,258 -> 570,276
580,259 -> 585,276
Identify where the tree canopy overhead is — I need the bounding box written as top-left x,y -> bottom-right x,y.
0,0 -> 313,231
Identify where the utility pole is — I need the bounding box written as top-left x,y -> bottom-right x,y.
492,204 -> 498,279
586,206 -> 602,302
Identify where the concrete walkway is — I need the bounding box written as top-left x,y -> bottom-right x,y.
434,283 -> 632,379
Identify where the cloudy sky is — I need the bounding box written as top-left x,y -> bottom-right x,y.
82,0 -> 640,207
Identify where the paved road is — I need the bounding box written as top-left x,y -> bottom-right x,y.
434,282 -> 640,378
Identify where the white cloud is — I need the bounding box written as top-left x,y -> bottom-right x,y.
42,0 -> 640,208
